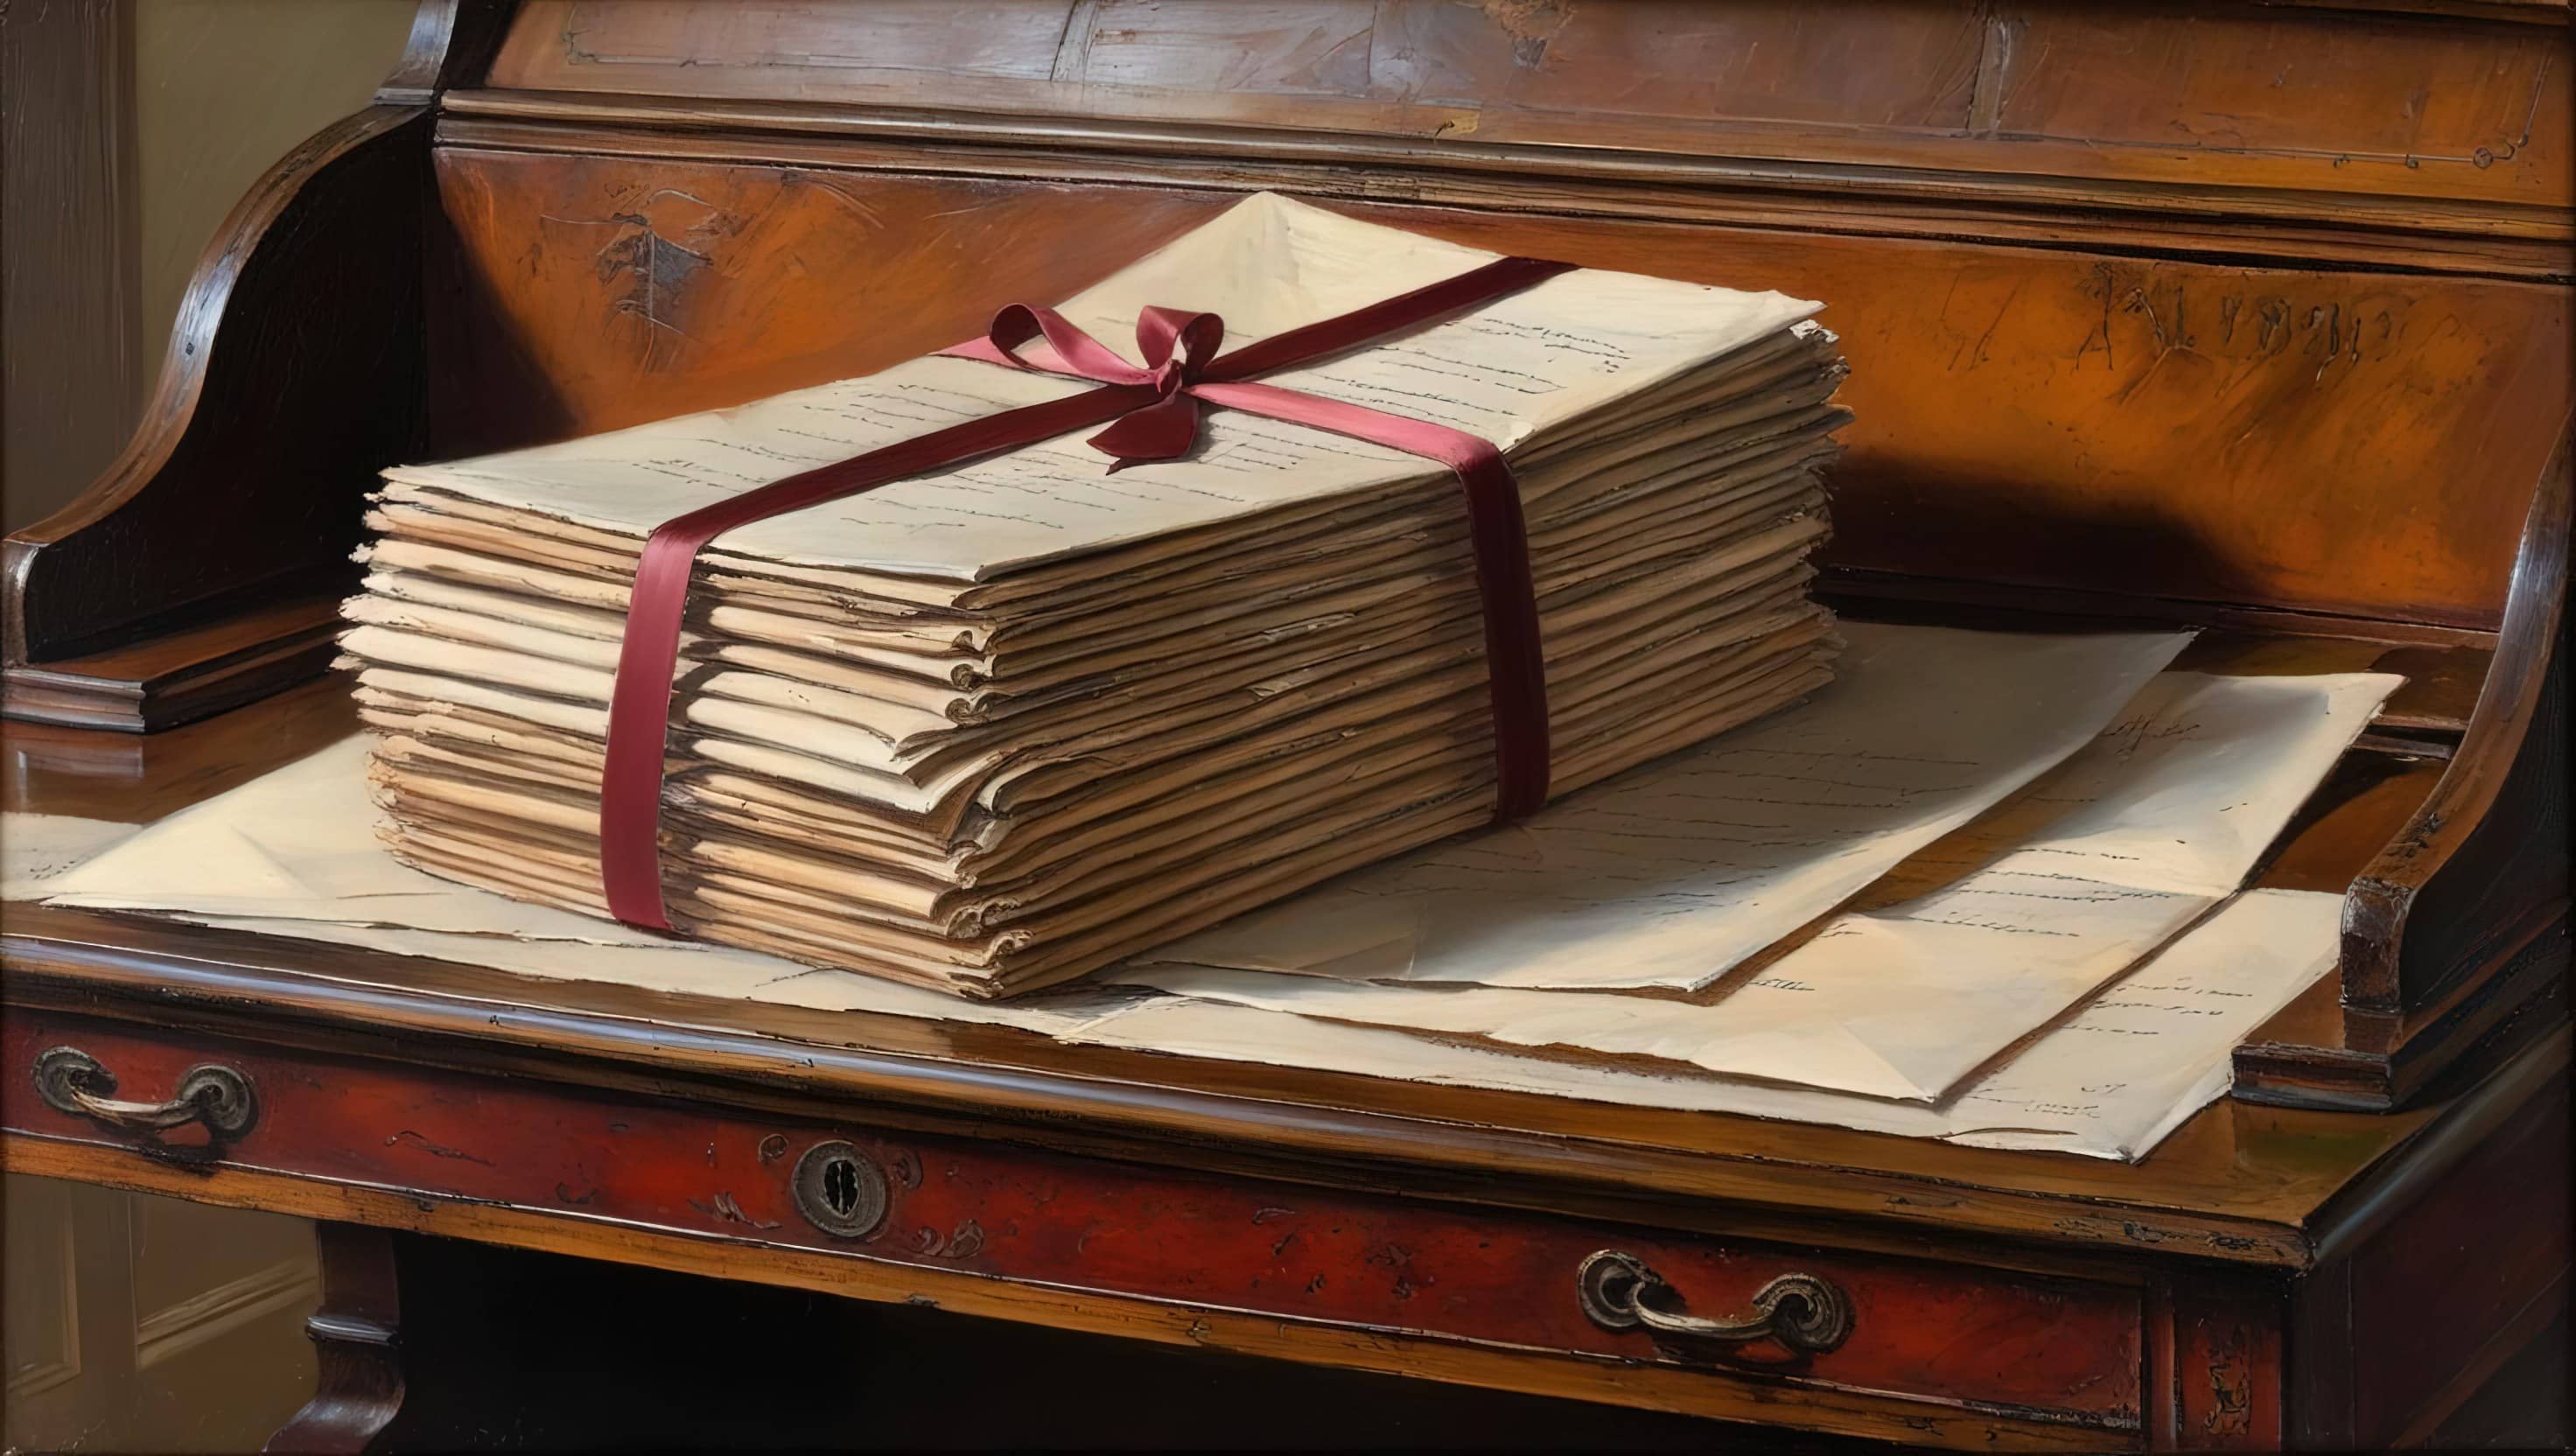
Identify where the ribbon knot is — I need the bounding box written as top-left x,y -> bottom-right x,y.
960,303 -> 1232,472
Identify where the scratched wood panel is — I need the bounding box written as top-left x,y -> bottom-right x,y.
2166,1281 -> 2288,1449
484,0 -> 2574,211
424,152 -> 2568,627
548,0 -> 1075,82
1380,204 -> 2572,632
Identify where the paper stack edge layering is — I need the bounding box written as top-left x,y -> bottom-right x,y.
335,193 -> 1853,998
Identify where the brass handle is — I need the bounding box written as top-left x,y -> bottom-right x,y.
1578,1250 -> 1852,1354
33,1046 -> 257,1141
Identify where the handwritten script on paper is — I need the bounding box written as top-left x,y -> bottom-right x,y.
2,816 -> 143,901
1076,890 -> 2344,1162
1117,664 -> 2396,1101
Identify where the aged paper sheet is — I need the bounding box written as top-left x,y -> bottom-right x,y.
1077,889 -> 2343,1161
40,739 -> 676,945
1117,668 -> 2396,1100
3,815 -> 143,900
1134,620 -> 2194,991
164,914 -> 1133,1036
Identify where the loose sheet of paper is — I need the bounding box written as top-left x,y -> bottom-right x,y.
1133,620 -> 2193,992
387,194 -> 1824,583
1117,667 -> 2396,1101
1075,889 -> 2344,1162
4,815 -> 144,900
40,740 -> 682,946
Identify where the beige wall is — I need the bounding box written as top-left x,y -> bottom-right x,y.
2,0 -> 415,532
7,1176 -> 325,1452
132,0 -> 417,360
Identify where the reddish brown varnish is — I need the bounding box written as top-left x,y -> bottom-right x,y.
3,1010 -> 2147,1436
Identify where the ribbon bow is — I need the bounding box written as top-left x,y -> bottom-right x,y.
600,256 -> 1572,932
947,304 -> 1230,470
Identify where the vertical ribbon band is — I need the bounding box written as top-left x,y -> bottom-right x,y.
601,255 -> 1574,931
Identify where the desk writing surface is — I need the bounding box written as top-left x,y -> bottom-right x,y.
0,640 -> 2518,1269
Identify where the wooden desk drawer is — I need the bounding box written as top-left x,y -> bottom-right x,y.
3,1010 -> 2145,1447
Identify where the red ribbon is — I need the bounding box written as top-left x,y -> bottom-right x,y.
600,254 -> 1573,930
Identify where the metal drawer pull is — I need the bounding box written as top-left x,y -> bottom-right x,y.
32,1046 -> 257,1140
1578,1250 -> 1852,1354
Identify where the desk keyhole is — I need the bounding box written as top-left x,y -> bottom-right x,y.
791,1139 -> 888,1239
822,1156 -> 860,1217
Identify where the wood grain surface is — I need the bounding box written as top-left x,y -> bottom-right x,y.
422,153 -> 2569,629
0,0 -> 517,728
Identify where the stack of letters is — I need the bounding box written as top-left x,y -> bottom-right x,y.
337,194 -> 1852,997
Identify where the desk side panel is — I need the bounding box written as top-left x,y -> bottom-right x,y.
2292,1059 -> 2572,1446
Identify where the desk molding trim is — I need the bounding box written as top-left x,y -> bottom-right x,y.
435,91 -> 2574,281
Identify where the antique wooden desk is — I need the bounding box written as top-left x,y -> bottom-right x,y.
4,3 -> 2570,1448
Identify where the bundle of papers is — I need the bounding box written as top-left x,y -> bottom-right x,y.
335,193 -> 1856,998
